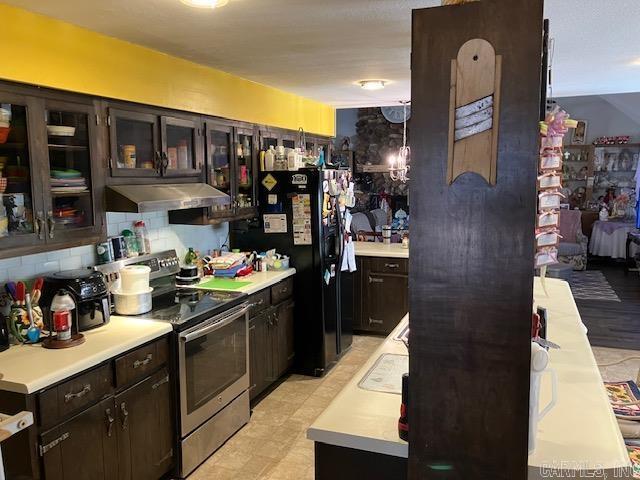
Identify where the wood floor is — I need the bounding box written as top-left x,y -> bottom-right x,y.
576,258 -> 640,350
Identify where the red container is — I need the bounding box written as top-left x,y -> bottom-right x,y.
0,126 -> 10,144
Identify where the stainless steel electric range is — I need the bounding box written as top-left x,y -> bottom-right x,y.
95,250 -> 251,478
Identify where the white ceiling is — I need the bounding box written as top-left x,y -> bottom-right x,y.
4,0 -> 640,108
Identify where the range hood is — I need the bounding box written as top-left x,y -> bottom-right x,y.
106,183 -> 230,213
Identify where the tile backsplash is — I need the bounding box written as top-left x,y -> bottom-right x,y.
0,212 -> 229,283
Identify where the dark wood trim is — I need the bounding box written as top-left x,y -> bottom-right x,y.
409,1 -> 543,478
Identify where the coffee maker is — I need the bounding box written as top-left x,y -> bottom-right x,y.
42,269 -> 110,332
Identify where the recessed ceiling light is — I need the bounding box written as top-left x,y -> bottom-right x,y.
180,0 -> 228,8
359,80 -> 386,91
630,58 -> 640,66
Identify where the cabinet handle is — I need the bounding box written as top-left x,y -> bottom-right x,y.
385,263 -> 400,269
151,375 -> 170,390
47,212 -> 55,239
120,402 -> 129,430
249,299 -> 264,309
35,211 -> 44,240
133,353 -> 153,369
368,276 -> 384,284
105,408 -> 115,437
161,151 -> 169,176
154,151 -> 162,174
368,317 -> 384,326
64,384 -> 91,403
39,432 -> 70,456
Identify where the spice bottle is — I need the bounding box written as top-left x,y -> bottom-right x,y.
134,220 -> 151,255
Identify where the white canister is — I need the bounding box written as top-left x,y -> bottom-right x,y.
529,342 -> 558,453
119,265 -> 151,294
113,287 -> 153,315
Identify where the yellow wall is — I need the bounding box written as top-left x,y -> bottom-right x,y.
0,3 -> 335,137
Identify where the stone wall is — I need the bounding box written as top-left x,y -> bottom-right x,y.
353,107 -> 410,203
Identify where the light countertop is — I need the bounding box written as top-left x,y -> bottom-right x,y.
307,314 -> 409,457
528,277 -> 630,478
0,316 -> 172,394
308,278 -> 631,476
354,242 -> 409,259
191,268 -> 296,295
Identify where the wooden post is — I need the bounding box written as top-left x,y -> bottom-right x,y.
409,1 -> 543,479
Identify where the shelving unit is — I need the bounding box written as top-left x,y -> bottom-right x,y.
561,143 -> 639,209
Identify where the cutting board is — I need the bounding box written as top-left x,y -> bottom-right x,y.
195,278 -> 252,291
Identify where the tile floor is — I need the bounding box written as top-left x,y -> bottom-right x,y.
190,335 -> 384,480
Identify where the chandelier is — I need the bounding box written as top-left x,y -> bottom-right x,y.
388,101 -> 410,183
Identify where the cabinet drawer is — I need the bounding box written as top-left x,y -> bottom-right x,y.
271,277 -> 293,304
248,289 -> 271,317
115,337 -> 169,389
38,363 -> 113,430
369,258 -> 408,274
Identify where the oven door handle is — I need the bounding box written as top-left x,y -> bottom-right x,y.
180,304 -> 250,343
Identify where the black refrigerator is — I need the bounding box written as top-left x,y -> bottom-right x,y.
231,167 -> 354,377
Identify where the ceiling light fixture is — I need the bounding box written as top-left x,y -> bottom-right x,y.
630,58 -> 640,66
179,0 -> 228,8
359,80 -> 386,91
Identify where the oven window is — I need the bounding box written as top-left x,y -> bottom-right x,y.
184,316 -> 247,415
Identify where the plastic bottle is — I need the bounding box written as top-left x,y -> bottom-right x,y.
184,247 -> 198,266
122,229 -> 139,257
264,146 -> 275,171
287,149 -> 298,171
134,221 -> 151,255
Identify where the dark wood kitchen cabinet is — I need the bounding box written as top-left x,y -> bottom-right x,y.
273,300 -> 295,378
106,103 -> 204,180
0,84 -> 105,259
0,336 -> 174,480
247,280 -> 295,402
355,257 -> 409,335
249,307 -> 273,400
168,121 -> 258,226
115,368 -> 173,480
40,396 -> 118,480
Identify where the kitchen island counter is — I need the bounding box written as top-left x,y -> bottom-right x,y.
308,277 -> 631,479
0,316 -> 172,394
354,242 -> 409,259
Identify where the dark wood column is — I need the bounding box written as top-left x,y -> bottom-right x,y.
409,1 -> 543,479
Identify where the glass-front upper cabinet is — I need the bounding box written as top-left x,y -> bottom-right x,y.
161,115 -> 202,177
235,127 -> 257,216
108,108 -> 160,177
282,132 -> 297,150
0,94 -> 43,248
259,129 -> 279,151
206,121 -> 234,219
44,100 -> 102,241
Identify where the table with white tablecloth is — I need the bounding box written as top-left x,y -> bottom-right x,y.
589,220 -> 640,259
